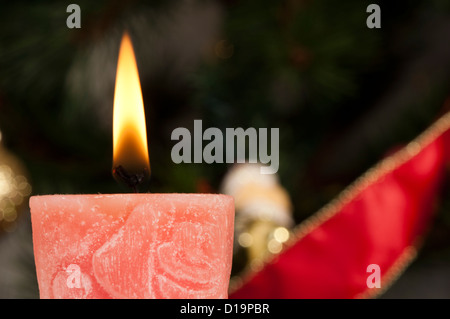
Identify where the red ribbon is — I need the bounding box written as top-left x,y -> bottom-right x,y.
230,113 -> 450,299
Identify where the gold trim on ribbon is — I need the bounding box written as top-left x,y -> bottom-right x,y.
355,244 -> 419,299
229,111 -> 450,297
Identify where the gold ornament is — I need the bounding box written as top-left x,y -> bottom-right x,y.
0,131 -> 32,233
221,163 -> 293,272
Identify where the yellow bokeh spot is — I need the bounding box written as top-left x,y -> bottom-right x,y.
273,227 -> 290,243
267,238 -> 282,254
238,232 -> 254,248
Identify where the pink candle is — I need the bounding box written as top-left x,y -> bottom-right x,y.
29,32 -> 235,299
30,194 -> 234,298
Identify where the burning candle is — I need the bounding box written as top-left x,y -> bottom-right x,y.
29,33 -> 235,299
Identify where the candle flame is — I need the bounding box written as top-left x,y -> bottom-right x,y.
113,32 -> 150,175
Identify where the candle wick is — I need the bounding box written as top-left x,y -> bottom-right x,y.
112,165 -> 149,193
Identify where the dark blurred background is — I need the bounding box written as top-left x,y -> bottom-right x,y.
1,0 -> 450,298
